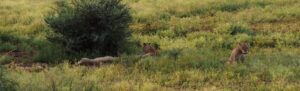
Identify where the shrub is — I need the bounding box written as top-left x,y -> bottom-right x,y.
45,0 -> 132,56
0,32 -> 20,45
0,56 -> 13,65
0,32 -> 20,52
33,42 -> 64,63
0,43 -> 17,52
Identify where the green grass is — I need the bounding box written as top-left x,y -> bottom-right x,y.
5,48 -> 300,91
1,0 -> 300,90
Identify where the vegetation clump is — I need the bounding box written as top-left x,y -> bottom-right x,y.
45,0 -> 132,56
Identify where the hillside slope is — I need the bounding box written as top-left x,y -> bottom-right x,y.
1,0 -> 300,90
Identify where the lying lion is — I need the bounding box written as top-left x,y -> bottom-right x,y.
76,56 -> 116,67
142,43 -> 159,57
6,61 -> 48,72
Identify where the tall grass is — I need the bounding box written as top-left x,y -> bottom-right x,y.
0,0 -> 64,63
5,48 -> 300,90
1,0 -> 300,90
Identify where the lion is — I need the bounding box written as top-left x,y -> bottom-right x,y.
142,43 -> 158,56
6,61 -> 48,72
227,43 -> 250,64
76,56 -> 116,67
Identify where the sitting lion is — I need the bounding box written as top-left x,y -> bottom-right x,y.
227,43 -> 250,64
142,43 -> 158,57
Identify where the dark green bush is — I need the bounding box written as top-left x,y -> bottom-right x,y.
0,43 -> 17,52
45,0 -> 132,56
0,56 -> 13,65
32,41 -> 65,63
0,32 -> 20,52
0,32 -> 20,45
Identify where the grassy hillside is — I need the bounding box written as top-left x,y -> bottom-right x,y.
0,0 -> 63,63
1,0 -> 300,90
126,0 -> 300,49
